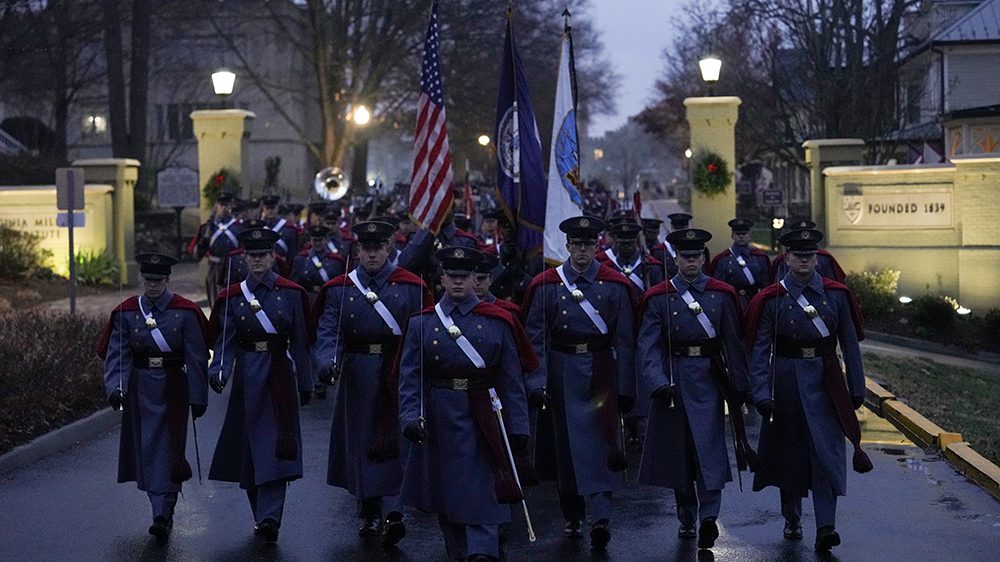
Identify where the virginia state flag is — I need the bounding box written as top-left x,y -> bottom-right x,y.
544,24 -> 582,264
493,14 -> 546,257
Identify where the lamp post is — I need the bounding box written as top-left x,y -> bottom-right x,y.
699,56 -> 721,96
349,103 -> 372,195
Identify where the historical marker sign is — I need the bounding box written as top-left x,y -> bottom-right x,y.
762,189 -> 784,206
156,166 -> 200,208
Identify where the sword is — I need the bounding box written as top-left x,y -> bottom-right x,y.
488,388 -> 536,542
192,414 -> 203,485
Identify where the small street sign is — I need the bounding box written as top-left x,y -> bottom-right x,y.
56,167 -> 85,210
156,166 -> 201,208
57,212 -> 85,227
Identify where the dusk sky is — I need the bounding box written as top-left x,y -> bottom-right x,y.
588,0 -> 687,137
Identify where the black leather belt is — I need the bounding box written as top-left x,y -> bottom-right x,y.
345,337 -> 399,355
669,339 -> 721,357
133,353 -> 183,369
551,339 -> 613,354
239,334 -> 288,353
429,366 -> 496,391
775,337 -> 837,358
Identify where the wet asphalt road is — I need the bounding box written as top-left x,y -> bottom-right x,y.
2,391 -> 999,562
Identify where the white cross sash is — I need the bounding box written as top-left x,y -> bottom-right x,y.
665,241 -> 677,259
239,280 -> 278,334
780,280 -> 831,337
348,270 -> 402,335
733,249 -> 756,285
671,279 -> 717,338
209,218 -> 239,248
556,265 -> 608,335
606,249 -> 644,290
138,297 -> 173,353
434,304 -> 486,368
310,254 -> 331,283
326,240 -> 339,255
269,219 -> 289,253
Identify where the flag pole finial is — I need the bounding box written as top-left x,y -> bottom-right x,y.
562,6 -> 571,32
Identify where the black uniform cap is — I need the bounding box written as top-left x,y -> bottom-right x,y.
560,216 -> 605,241
728,218 -> 754,232
308,201 -> 328,215
610,222 -> 642,240
787,218 -> 816,231
641,218 -> 663,231
351,221 -> 395,244
667,212 -> 692,229
779,228 -> 823,254
474,252 -> 499,275
370,215 -> 401,229
216,191 -> 234,204
436,246 -> 483,275
290,203 -> 305,215
666,228 -> 712,255
238,227 -> 281,253
307,225 -> 330,239
137,253 -> 178,278
261,194 -> 280,207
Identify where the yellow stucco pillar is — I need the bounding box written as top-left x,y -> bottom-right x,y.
802,139 -> 865,235
190,109 -> 256,221
684,96 -> 740,241
71,158 -> 140,285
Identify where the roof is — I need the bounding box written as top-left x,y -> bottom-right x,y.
935,0 -> 1000,42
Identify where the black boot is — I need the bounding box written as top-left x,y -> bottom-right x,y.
358,517 -> 380,537
255,518 -> 279,543
783,521 -> 803,540
563,519 -> 584,538
381,511 -> 406,546
590,519 -> 611,550
148,516 -> 171,545
815,526 -> 841,551
697,518 -> 718,549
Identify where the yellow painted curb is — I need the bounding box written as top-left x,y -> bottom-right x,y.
944,442 -> 1000,502
881,399 -> 962,451
864,377 -> 895,416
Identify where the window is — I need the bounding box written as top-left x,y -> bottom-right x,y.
81,110 -> 108,139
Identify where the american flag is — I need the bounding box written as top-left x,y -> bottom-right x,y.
408,2 -> 453,235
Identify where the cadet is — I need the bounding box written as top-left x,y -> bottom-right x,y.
472,252 -> 521,317
640,218 -> 663,253
398,247 -> 536,562
770,219 -> 846,282
745,228 -> 870,552
709,218 -> 771,309
635,230 -> 754,549
313,220 -> 432,543
96,253 -> 210,544
260,194 -> 301,267
207,227 -> 314,543
597,221 -> 664,294
188,191 -> 243,306
290,225 -> 346,296
522,216 -> 636,549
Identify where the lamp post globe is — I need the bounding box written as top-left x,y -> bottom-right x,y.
477,134 -> 491,146
211,69 -> 236,96
353,104 -> 371,126
698,56 -> 721,96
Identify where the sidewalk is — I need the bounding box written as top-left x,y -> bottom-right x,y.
861,334 -> 1000,376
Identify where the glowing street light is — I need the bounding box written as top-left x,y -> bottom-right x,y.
352,104 -> 371,126
211,69 -> 236,96
956,306 -> 972,315
478,134 -> 491,146
684,148 -> 693,159
898,296 -> 913,304
699,56 -> 721,96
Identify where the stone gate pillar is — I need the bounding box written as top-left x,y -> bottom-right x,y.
190,109 -> 256,221
802,139 -> 865,235
71,158 -> 140,285
684,96 -> 740,241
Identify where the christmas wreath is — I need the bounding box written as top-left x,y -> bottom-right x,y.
202,168 -> 242,204
691,152 -> 731,198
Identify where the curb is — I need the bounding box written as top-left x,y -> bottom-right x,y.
866,330 -> 1000,365
0,408 -> 121,476
864,377 -> 1000,502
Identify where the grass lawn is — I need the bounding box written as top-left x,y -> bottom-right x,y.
864,353 -> 1000,467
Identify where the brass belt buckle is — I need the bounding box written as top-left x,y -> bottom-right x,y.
802,347 -> 816,358
738,289 -> 747,295
689,346 -> 701,357
453,378 -> 468,390
149,357 -> 163,368
369,344 -> 382,354
575,343 -> 588,354
255,341 -> 268,352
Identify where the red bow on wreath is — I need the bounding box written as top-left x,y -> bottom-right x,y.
214,174 -> 225,186
707,163 -> 718,173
